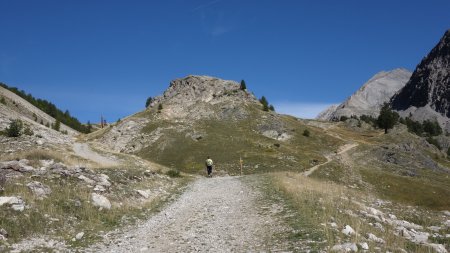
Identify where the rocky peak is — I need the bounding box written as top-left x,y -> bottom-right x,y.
151,75 -> 252,105
317,68 -> 411,120
391,29 -> 450,127
147,75 -> 257,121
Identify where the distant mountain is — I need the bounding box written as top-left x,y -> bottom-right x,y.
317,68 -> 411,120
316,104 -> 338,120
391,30 -> 450,130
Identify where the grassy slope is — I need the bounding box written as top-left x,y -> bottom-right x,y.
136,104 -> 342,175
310,123 -> 450,210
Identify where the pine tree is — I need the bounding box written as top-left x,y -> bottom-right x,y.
145,97 -> 153,108
259,96 -> 269,111
87,121 -> 92,133
158,104 -> 163,113
269,105 -> 275,111
6,119 -> 23,137
423,120 -> 442,136
53,120 -> 61,131
240,80 -> 247,90
377,103 -> 398,134
303,129 -> 310,137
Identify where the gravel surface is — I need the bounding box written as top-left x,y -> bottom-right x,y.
73,143 -> 119,167
303,143 -> 358,176
84,176 -> 290,252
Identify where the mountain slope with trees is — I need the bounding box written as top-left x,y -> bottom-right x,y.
0,83 -> 90,133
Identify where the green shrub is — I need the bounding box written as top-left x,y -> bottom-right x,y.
53,120 -> 61,131
6,119 -> 23,137
0,96 -> 6,105
426,137 -> 441,150
166,169 -> 181,178
339,116 -> 348,122
23,126 -> 34,136
360,115 -> 377,126
405,117 -> 423,136
303,129 -> 310,137
423,120 -> 442,136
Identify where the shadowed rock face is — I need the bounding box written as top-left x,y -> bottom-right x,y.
391,30 -> 450,117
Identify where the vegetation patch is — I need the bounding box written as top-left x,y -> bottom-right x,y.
360,168 -> 450,210
270,172 -> 440,252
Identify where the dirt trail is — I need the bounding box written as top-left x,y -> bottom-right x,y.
84,176 -> 290,253
303,142 -> 359,176
73,143 -> 119,167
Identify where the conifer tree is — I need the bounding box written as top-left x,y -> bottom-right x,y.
145,97 -> 153,107
259,96 -> 269,111
53,120 -> 61,131
377,103 -> 398,134
6,119 -> 23,137
240,80 -> 247,90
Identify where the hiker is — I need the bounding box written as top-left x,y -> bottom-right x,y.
205,156 -> 213,177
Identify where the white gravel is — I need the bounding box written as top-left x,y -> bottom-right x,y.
84,176 -> 289,252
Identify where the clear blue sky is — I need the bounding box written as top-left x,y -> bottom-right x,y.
1,0 -> 449,122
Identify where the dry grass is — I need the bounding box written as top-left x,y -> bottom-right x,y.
0,148 -> 99,168
271,172 -> 435,252
0,162 -> 191,249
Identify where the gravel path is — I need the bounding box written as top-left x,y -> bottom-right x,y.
85,176 -> 290,252
73,143 -> 119,167
303,143 -> 358,176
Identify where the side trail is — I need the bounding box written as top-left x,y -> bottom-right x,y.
303,142 -> 359,177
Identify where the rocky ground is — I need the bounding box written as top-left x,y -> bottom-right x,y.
84,175 -> 296,253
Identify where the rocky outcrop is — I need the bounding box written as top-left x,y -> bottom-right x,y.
391,30 -> 450,130
317,69 -> 411,120
97,75 -> 262,153
27,181 -> 52,198
91,193 -> 111,210
148,75 -> 257,121
0,196 -> 25,211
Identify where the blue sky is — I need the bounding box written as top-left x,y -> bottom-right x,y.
1,0 -> 449,122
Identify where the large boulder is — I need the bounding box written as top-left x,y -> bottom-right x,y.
26,181 -> 52,198
0,196 -> 25,211
91,193 -> 111,210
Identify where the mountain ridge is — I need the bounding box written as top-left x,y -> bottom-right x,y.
391,29 -> 450,130
317,68 -> 411,120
